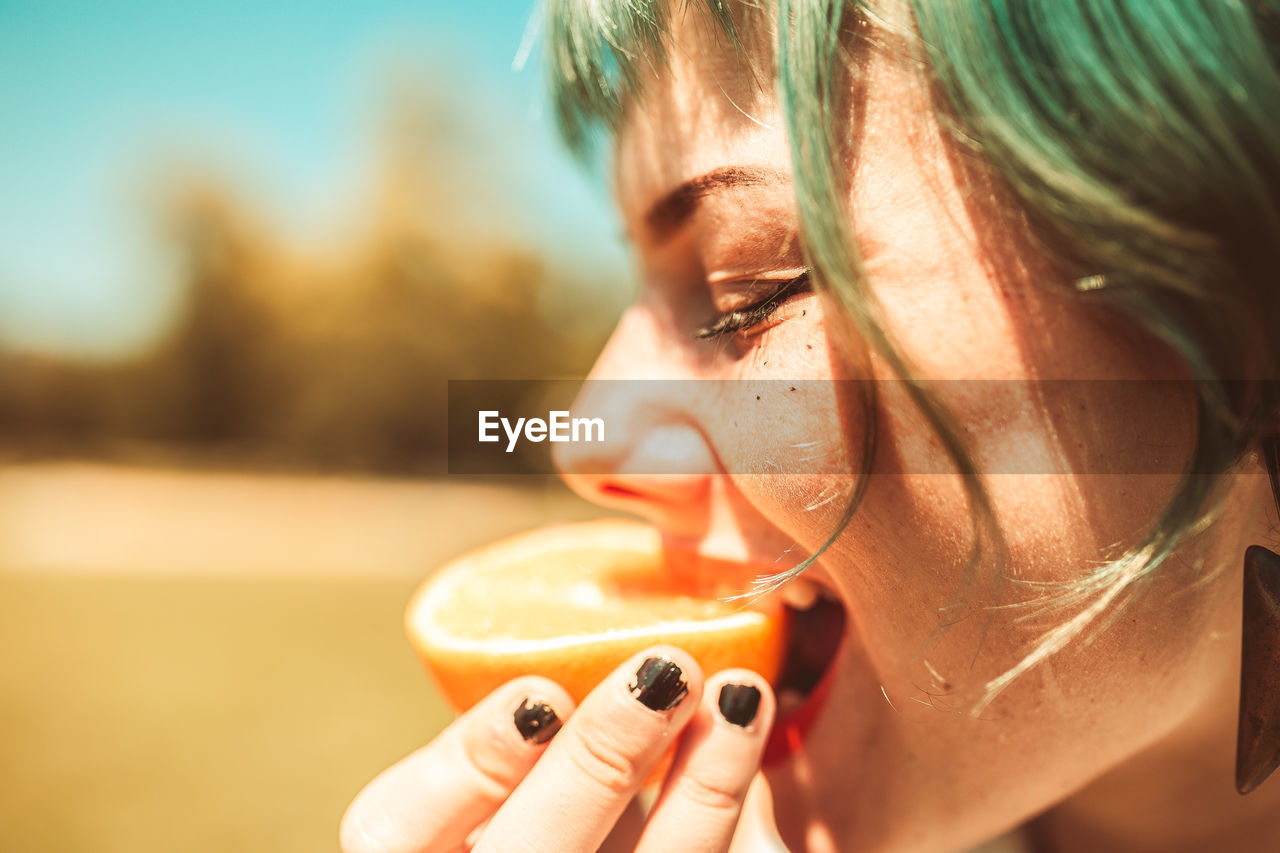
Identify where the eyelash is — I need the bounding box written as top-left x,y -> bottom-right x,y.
693,271 -> 813,340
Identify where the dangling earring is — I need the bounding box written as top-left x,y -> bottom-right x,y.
1236,437 -> 1280,795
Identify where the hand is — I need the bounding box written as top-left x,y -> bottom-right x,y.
340,645 -> 776,853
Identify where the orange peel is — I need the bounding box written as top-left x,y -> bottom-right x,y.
405,519 -> 788,713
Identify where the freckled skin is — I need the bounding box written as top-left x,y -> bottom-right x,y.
555,8 -> 1280,853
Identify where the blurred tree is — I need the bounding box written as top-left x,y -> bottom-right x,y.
0,84 -> 621,474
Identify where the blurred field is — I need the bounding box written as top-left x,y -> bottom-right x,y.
0,462 -> 602,853
0,12 -> 625,849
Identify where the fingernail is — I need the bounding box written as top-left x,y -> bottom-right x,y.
629,656 -> 689,712
513,697 -> 562,744
717,683 -> 762,728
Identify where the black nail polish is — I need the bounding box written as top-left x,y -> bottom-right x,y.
629,656 -> 689,711
513,697 -> 562,744
718,683 -> 762,728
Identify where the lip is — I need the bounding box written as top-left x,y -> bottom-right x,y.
656,537 -> 846,763
660,535 -> 839,590
659,540 -> 784,588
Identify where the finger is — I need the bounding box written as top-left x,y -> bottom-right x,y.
340,676 -> 574,853
473,646 -> 703,853
598,797 -> 648,853
636,669 -> 775,853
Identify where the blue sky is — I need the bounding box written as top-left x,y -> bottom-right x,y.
0,0 -> 625,358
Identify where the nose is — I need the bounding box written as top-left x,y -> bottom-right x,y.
553,303 -> 718,533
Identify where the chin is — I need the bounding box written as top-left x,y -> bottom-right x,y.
756,576 -> 998,853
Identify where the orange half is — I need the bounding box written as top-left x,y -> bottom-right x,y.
405,519 -> 788,712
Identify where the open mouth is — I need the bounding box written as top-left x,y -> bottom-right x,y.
766,578 -> 847,758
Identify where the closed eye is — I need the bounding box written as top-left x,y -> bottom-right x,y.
693,271 -> 813,340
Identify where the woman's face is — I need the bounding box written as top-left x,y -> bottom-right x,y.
556,14 -> 1252,853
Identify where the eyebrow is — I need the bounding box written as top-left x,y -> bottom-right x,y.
642,166 -> 787,243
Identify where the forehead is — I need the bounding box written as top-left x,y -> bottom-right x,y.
613,10 -> 791,229
612,8 -> 934,244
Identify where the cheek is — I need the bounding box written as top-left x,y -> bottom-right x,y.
722,374 -> 1205,706
704,257 -> 1210,716
700,312 -> 866,518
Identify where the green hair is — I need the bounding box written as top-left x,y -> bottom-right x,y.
540,0 -> 1280,709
